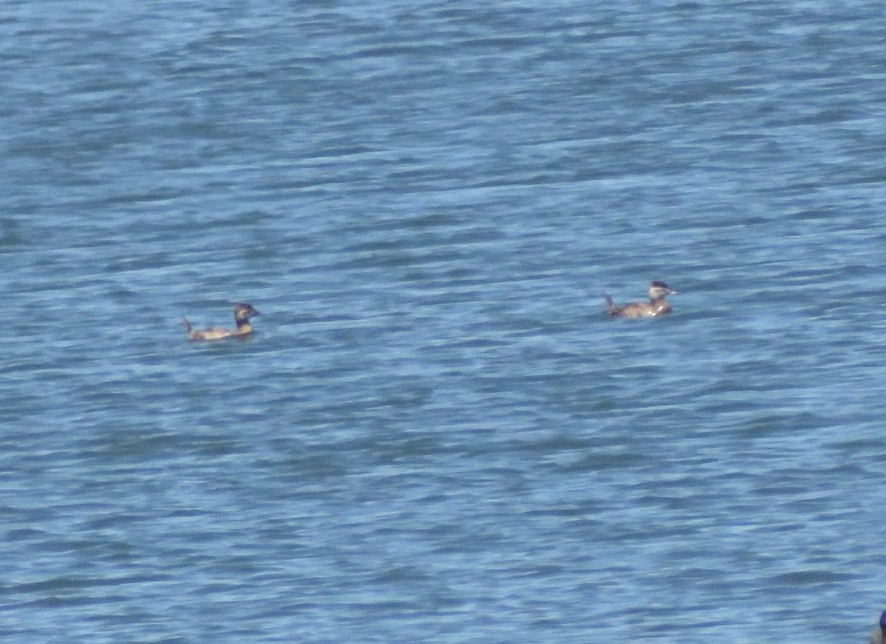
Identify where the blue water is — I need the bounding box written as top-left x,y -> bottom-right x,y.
2,0 -> 886,641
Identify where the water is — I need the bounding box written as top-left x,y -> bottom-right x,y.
2,0 -> 886,641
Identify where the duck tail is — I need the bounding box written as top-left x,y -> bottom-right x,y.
604,293 -> 617,315
181,316 -> 192,333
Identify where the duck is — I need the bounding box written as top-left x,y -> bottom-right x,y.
871,610 -> 886,644
182,303 -> 259,341
604,281 -> 676,318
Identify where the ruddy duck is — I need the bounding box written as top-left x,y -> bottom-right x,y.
870,610 -> 886,644
604,281 -> 676,318
182,303 -> 259,341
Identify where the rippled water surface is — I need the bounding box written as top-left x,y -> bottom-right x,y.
3,1 -> 886,641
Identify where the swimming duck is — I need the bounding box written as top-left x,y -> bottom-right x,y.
604,281 -> 676,318
870,610 -> 886,644
182,303 -> 259,341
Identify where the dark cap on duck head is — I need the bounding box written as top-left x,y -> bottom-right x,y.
233,303 -> 260,322
880,610 -> 886,629
649,281 -> 677,297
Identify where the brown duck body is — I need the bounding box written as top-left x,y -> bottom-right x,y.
605,282 -> 675,318
183,303 -> 259,341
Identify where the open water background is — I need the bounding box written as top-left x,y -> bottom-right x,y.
2,0 -> 886,641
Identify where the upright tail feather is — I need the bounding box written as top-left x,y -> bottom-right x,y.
604,293 -> 617,315
182,316 -> 192,333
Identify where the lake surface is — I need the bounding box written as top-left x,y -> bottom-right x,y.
2,0 -> 886,641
